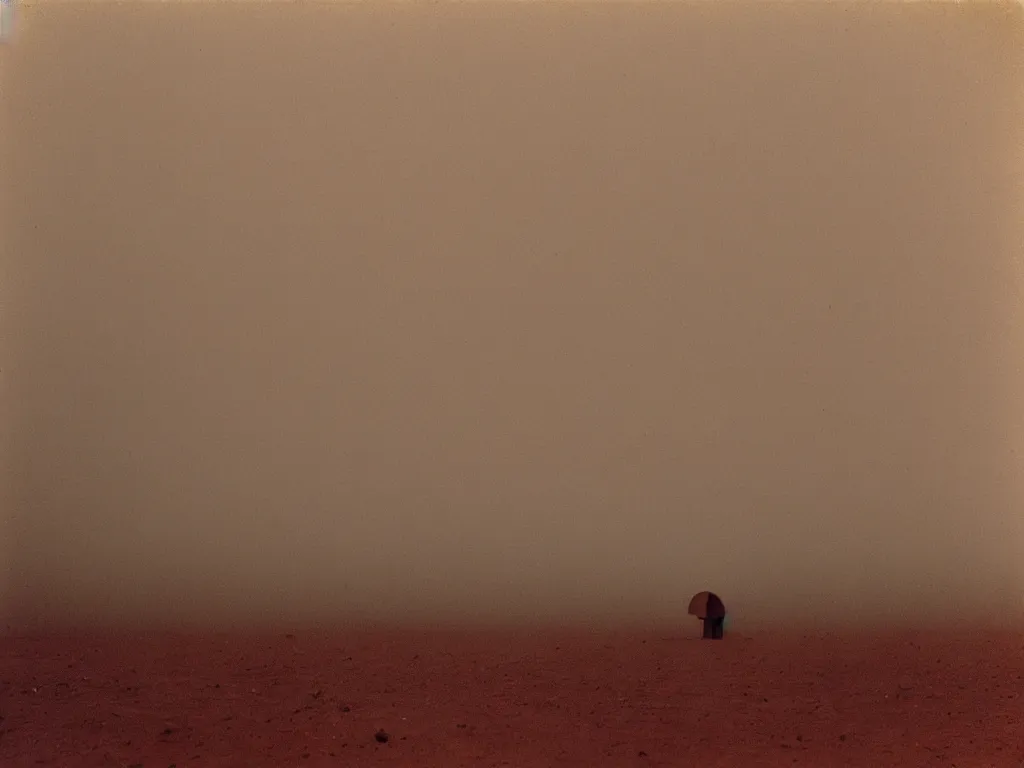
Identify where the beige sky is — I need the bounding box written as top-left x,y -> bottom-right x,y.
1,1 -> 1023,631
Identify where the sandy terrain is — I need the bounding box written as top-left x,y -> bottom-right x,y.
1,627 -> 1022,767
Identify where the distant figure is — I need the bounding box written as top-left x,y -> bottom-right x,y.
687,591 -> 726,639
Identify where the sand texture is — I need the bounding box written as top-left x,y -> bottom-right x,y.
1,628 -> 1022,767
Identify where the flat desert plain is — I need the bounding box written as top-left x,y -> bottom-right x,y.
1,627 -> 1022,767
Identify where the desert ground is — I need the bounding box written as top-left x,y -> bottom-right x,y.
1,626 -> 1022,768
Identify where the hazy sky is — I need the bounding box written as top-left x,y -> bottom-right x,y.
2,2 -> 1023,631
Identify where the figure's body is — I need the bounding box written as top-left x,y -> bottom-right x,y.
703,615 -> 724,639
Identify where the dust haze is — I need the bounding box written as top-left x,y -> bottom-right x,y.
1,2 -> 1023,632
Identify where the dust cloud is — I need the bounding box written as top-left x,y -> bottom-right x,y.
1,2 -> 1023,632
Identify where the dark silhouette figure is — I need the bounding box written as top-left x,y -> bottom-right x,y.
687,591 -> 726,640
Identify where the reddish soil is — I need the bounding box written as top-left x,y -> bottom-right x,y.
1,627 -> 1022,767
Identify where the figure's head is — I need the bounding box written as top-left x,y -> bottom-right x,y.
688,590 -> 727,620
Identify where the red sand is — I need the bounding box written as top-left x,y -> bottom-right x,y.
1,627 -> 1022,767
